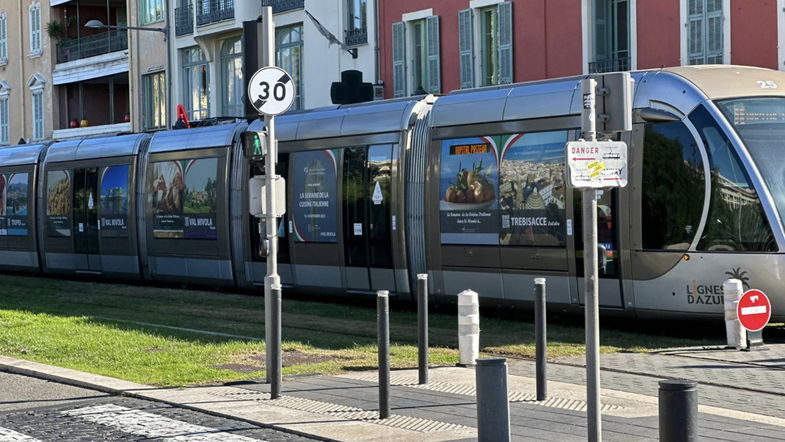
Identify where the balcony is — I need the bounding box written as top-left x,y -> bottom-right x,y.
588,57 -> 630,74
260,0 -> 304,14
175,2 -> 194,35
344,28 -> 367,47
196,0 -> 234,26
56,30 -> 128,64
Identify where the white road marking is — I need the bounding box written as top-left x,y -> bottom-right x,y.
62,404 -> 263,441
0,427 -> 41,441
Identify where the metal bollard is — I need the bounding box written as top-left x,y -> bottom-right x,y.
458,290 -> 480,366
417,274 -> 429,385
659,379 -> 698,442
476,357 -> 511,442
377,290 -> 390,419
534,278 -> 547,401
723,279 -> 745,349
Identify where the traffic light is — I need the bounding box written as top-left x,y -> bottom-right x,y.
242,131 -> 266,160
331,70 -> 374,105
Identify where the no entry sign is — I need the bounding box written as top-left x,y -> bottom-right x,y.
737,289 -> 771,332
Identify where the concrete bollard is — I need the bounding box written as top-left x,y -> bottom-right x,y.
458,289 -> 480,366
476,357 -> 511,442
659,379 -> 698,442
723,279 -> 746,349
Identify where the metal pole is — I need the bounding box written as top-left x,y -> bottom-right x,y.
659,380 -> 698,442
261,6 -> 282,398
417,273 -> 429,385
581,77 -> 602,442
377,290 -> 390,419
534,278 -> 547,401
475,357 -> 511,442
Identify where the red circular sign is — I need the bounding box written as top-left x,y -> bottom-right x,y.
737,289 -> 772,332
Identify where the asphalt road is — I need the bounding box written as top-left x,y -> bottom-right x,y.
0,372 -> 315,441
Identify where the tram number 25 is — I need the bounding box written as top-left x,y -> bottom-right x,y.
257,81 -> 287,101
757,80 -> 778,89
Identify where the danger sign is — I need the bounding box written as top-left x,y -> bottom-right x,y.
566,141 -> 628,189
737,289 -> 771,332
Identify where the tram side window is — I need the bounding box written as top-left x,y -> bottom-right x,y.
689,106 -> 776,251
641,121 -> 704,250
291,150 -> 338,243
499,131 -> 568,247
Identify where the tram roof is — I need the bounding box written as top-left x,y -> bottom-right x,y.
148,121 -> 247,154
0,143 -> 49,166
662,65 -> 785,100
46,133 -> 151,163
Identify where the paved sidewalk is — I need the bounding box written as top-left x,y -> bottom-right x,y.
2,343 -> 785,441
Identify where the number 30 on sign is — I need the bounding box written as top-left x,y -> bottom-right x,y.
248,66 -> 296,116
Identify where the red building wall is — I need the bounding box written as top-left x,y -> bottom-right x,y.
731,0 -> 778,69
636,0 -> 680,69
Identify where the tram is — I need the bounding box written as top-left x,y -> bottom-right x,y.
1,65 -> 784,320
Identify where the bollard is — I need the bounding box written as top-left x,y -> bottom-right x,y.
723,279 -> 746,349
659,380 -> 698,442
458,290 -> 480,366
377,290 -> 390,419
534,278 -> 547,401
417,274 -> 429,385
476,357 -> 511,442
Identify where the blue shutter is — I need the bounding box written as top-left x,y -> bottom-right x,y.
426,15 -> 441,94
392,21 -> 406,97
498,2 -> 513,84
458,8 -> 474,89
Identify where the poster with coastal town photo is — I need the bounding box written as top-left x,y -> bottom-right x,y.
149,158 -> 218,239
0,173 -> 30,236
99,165 -> 129,237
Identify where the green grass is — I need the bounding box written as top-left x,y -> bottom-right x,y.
0,273 -> 770,387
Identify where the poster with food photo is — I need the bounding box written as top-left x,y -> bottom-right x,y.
47,170 -> 71,237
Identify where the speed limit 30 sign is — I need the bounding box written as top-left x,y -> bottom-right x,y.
248,66 -> 296,116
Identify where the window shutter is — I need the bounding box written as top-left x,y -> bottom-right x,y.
458,8 -> 474,89
392,21 -> 406,97
426,15 -> 441,94
687,0 -> 704,64
706,0 -> 723,63
498,2 -> 513,84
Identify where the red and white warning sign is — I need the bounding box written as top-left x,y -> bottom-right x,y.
737,289 -> 771,332
566,140 -> 628,189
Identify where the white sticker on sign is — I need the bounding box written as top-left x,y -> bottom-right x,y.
354,223 -> 363,236
372,181 -> 383,205
566,140 -> 628,189
392,215 -> 397,231
741,306 -> 767,315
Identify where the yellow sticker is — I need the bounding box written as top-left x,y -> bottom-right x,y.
587,161 -> 600,169
591,162 -> 605,171
589,170 -> 601,178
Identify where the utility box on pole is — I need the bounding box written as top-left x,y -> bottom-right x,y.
595,72 -> 634,134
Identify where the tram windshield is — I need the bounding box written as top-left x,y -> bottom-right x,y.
716,97 -> 785,235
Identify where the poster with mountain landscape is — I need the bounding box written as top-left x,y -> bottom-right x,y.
0,173 -> 30,236
149,158 -> 218,239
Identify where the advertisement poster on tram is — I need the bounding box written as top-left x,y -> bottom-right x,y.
46,170 -> 71,237
149,158 -> 218,239
99,165 -> 129,237
0,173 -> 29,236
291,150 -> 338,243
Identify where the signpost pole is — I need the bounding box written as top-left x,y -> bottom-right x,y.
261,5 -> 282,399
581,78 -> 602,442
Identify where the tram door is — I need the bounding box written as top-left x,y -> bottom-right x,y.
573,188 -> 624,308
342,145 -> 396,293
73,167 -> 101,272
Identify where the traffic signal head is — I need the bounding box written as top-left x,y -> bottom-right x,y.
242,131 -> 266,160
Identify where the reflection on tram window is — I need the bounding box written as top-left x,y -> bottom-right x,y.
689,105 -> 775,252
641,121 -> 704,250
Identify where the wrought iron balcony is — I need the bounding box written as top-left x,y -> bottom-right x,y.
260,0 -> 304,14
344,28 -> 367,47
588,57 -> 630,74
175,2 -> 193,35
56,30 -> 128,64
196,0 -> 234,26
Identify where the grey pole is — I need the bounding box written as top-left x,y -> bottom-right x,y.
475,357 -> 511,442
377,290 -> 390,419
417,273 -> 429,385
534,278 -> 547,401
659,380 -> 698,442
581,77 -> 602,442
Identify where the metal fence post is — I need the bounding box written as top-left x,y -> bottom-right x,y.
659,380 -> 698,442
476,357 -> 510,442
534,278 -> 547,401
377,290 -> 390,419
417,274 -> 429,385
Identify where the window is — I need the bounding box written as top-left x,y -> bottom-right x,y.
141,0 -> 165,24
0,95 -> 8,145
142,72 -> 166,130
590,0 -> 629,73
32,90 -> 43,140
688,0 -> 723,65
181,47 -> 209,120
458,2 -> 512,88
345,0 -> 367,45
220,37 -> 244,117
29,2 -> 41,56
276,24 -> 303,110
0,12 -> 8,63
392,15 -> 440,97
641,121 -> 705,250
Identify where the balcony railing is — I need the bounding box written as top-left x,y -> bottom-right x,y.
588,57 -> 630,74
175,2 -> 193,35
56,30 -> 128,64
196,0 -> 234,26
344,28 -> 367,47
260,0 -> 304,14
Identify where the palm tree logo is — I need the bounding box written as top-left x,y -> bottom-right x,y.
725,267 -> 750,289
